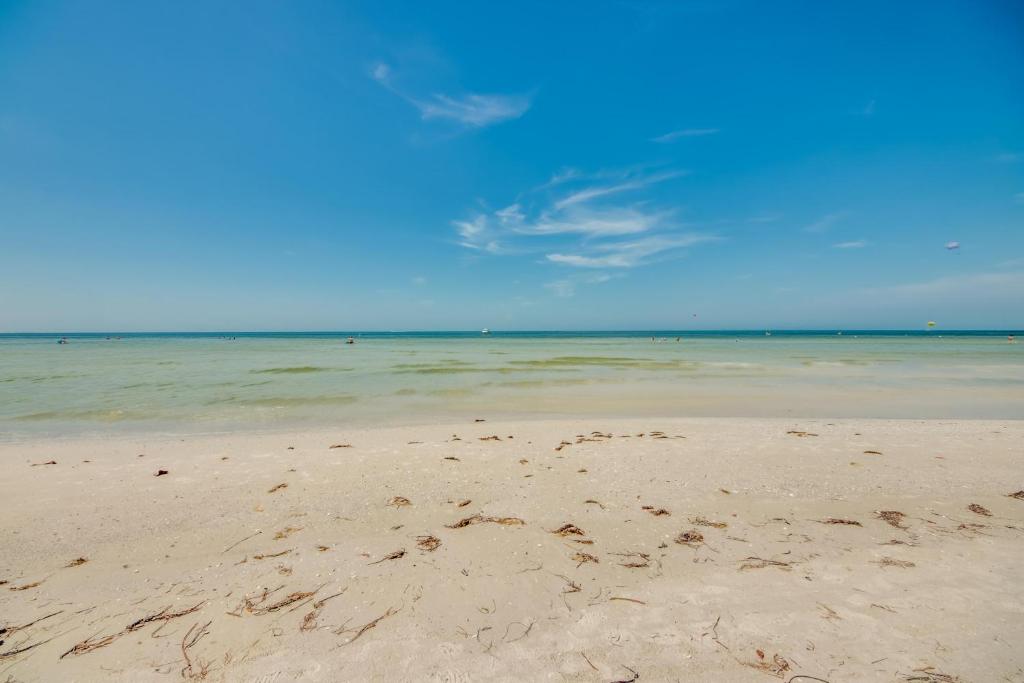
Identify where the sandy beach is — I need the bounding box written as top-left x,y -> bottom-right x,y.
1,417 -> 1021,682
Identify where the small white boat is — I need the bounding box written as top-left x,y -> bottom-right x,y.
481,328 -> 490,336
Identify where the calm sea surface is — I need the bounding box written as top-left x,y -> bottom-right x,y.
1,331 -> 1021,438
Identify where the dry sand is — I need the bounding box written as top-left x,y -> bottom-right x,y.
1,418 -> 1022,682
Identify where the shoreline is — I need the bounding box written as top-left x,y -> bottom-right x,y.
2,417 -> 1022,681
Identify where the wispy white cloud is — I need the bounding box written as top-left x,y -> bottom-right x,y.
804,212 -> 846,233
371,62 -> 530,128
553,171 -> 684,210
833,240 -> 868,249
414,93 -> 530,127
547,234 -> 716,268
520,207 -> 672,237
652,128 -> 720,143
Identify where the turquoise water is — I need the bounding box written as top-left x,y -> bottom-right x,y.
1,331 -> 1022,437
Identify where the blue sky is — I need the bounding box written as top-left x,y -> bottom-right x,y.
1,0 -> 1022,331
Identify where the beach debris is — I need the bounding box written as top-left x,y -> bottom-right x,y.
903,666 -> 962,682
749,650 -> 791,677
642,506 -> 671,516
253,549 -> 291,560
876,510 -> 908,529
554,441 -> 572,451
863,450 -> 883,455
416,535 -> 442,552
457,499 -> 471,507
875,557 -> 915,569
572,552 -> 599,567
584,499 -> 606,509
273,526 -> 302,540
474,418 -> 486,422
612,552 -> 651,568
9,581 -> 43,592
268,483 -> 288,493
369,549 -> 406,565
551,523 -> 585,536
154,469 -> 169,477
335,606 -> 400,646
691,516 -> 727,529
180,620 -> 212,680
675,530 -> 704,546
479,435 -> 501,441
519,458 -> 529,464
786,430 -> 818,437
1008,490 -> 1024,500
446,514 -> 525,528
388,496 -> 412,507
577,468 -> 587,473
61,602 -> 205,658
30,460 -> 57,466
299,590 -> 345,633
820,518 -> 862,526
222,530 -> 262,553
719,488 -> 732,495
444,456 -> 460,461
329,443 -> 352,449
739,557 -> 792,571
967,503 -> 992,516
66,557 -> 88,567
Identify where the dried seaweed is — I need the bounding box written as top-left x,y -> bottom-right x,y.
641,506 -> 670,516
61,602 -> 205,658
820,518 -> 862,526
9,581 -> 43,592
551,523 -> 585,536
875,557 -> 915,568
572,552 -> 599,568
154,469 -> 168,477
692,516 -> 727,529
329,443 -> 352,449
863,450 -> 883,455
1009,490 -> 1024,500
446,514 -> 525,528
415,535 -> 441,552
739,557 -> 792,571
479,435 -> 501,441
876,510 -> 907,529
252,549 -> 291,560
268,483 -> 287,493
967,503 -> 992,516
273,526 -> 302,540
369,549 -> 406,565
335,607 -> 400,646
675,530 -> 704,546
584,499 -> 606,509
388,496 -> 412,507
786,430 -> 818,437
65,557 -> 88,567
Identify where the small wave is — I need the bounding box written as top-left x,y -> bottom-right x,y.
15,408 -> 140,422
208,394 -> 358,407
252,366 -> 330,374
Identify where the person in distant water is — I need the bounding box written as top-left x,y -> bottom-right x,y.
676,337 -> 680,342
346,337 -> 355,345
1010,335 -> 1016,343
57,336 -> 68,344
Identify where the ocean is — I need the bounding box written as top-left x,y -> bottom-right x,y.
1,330 -> 1021,437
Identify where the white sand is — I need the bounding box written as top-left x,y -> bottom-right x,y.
1,418 -> 1022,682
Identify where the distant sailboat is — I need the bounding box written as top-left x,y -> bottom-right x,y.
481,328 -> 491,336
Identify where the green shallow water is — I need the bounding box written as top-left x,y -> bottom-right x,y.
1,332 -> 1022,437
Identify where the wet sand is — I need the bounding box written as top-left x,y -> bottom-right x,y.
1,418 -> 1022,682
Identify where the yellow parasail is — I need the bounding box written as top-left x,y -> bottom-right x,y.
927,321 -> 937,327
